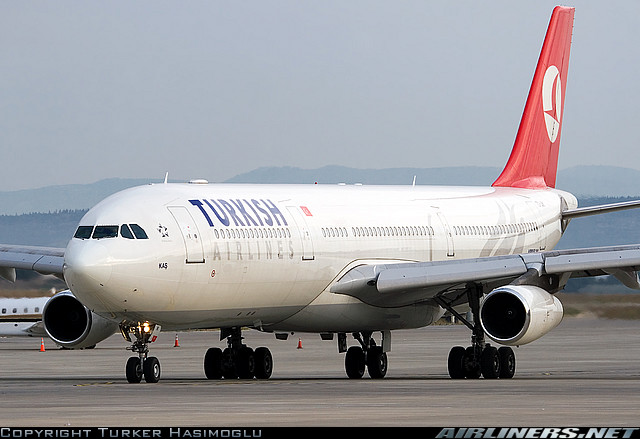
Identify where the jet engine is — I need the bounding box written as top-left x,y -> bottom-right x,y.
43,290 -> 118,349
479,285 -> 563,346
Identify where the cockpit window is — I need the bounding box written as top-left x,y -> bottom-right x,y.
130,224 -> 149,239
74,226 -> 94,240
74,224 -> 148,240
92,225 -> 118,239
120,224 -> 135,239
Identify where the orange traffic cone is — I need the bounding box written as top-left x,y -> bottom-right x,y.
297,338 -> 303,349
39,338 -> 45,352
174,334 -> 180,347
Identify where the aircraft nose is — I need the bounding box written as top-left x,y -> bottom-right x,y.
63,241 -> 113,293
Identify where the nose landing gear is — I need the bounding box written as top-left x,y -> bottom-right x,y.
121,322 -> 162,383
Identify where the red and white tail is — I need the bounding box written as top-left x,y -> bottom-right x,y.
492,6 -> 575,190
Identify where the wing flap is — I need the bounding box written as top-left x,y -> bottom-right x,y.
544,245 -> 640,273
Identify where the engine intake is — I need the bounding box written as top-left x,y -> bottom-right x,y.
43,290 -> 118,349
480,285 -> 563,346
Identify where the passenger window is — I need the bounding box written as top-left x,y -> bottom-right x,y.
120,224 -> 135,239
130,224 -> 149,239
1,308 -> 5,314
74,226 -> 94,240
93,226 -> 118,239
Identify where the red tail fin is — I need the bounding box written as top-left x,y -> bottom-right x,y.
492,6 -> 574,189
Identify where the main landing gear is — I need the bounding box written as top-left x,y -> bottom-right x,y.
121,322 -> 162,383
204,327 -> 273,380
435,283 -> 516,380
340,331 -> 389,379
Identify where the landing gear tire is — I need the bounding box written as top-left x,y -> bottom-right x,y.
254,347 -> 273,379
367,346 -> 388,379
498,346 -> 516,379
237,346 -> 255,379
447,346 -> 466,379
345,346 -> 366,379
222,348 -> 238,379
343,332 -> 390,379
143,356 -> 161,383
126,357 -> 143,383
447,344 -> 515,379
204,347 -> 223,379
464,347 -> 482,379
205,328 -> 274,380
480,346 -> 500,379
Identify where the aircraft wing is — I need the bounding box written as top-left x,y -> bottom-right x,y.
330,244 -> 640,308
0,245 -> 65,282
0,321 -> 46,337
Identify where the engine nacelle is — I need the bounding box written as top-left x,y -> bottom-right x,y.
43,290 -> 118,349
480,285 -> 563,346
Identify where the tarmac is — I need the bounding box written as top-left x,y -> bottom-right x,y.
0,317 -> 638,427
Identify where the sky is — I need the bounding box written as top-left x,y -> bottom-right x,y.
1,1 -> 639,191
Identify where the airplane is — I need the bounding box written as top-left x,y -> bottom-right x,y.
2,5 -> 640,383
0,296 -> 48,337
0,290 -> 117,348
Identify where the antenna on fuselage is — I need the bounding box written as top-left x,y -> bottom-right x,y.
164,172 -> 169,184
412,175 -> 416,187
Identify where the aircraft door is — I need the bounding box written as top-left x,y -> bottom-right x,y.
435,210 -> 455,257
286,206 -> 315,261
168,206 -> 205,263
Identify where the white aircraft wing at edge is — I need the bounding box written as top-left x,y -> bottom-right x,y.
331,244 -> 640,308
0,245 -> 65,282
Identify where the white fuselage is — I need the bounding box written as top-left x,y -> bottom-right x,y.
62,183 -> 577,333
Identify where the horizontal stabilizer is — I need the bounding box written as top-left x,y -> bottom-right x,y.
562,199 -> 640,219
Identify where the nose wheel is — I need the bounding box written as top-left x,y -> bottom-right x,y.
121,322 -> 162,383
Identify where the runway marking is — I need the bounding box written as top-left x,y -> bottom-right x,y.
74,382 -> 115,387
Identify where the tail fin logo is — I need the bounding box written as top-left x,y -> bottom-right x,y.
542,65 -> 562,143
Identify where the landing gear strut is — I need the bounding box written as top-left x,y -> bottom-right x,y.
204,327 -> 273,380
436,283 -> 516,379
121,322 -> 162,383
341,331 -> 389,379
